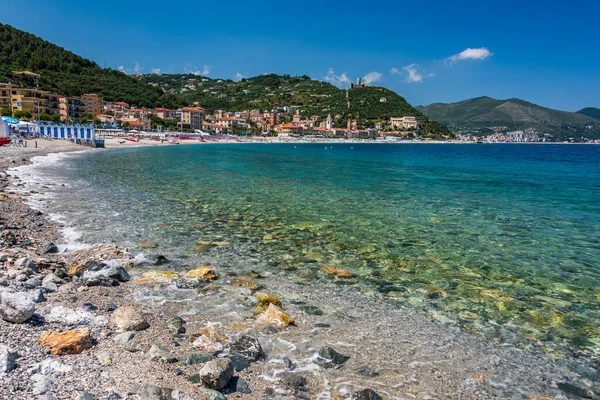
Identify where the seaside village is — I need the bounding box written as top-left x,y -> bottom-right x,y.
1,73 -> 423,142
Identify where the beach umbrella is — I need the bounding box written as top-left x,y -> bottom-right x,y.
1,116 -> 19,125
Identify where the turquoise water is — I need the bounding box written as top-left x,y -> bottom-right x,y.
35,143 -> 600,355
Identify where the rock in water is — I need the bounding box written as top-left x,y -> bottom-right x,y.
229,335 -> 263,361
316,346 -> 349,369
110,306 -> 149,331
280,373 -> 307,391
185,267 -> 217,280
256,304 -> 294,327
0,344 -> 17,375
320,265 -> 354,278
147,345 -> 179,363
352,389 -> 383,400
40,328 -> 93,355
199,358 -> 234,390
0,290 -> 36,323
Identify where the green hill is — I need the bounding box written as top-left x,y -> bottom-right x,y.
0,23 -> 176,108
417,97 -> 600,141
0,23 -> 450,137
577,107 -> 600,120
139,73 -> 452,137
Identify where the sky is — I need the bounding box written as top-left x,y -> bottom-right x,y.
2,0 -> 599,111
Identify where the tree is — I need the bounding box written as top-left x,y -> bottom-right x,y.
51,114 -> 61,123
13,110 -> 33,119
81,113 -> 92,123
92,117 -> 101,125
123,121 -> 130,128
0,108 -> 11,117
39,112 -> 52,121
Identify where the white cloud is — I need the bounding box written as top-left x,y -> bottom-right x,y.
447,47 -> 493,64
235,72 -> 246,81
117,65 -> 126,73
402,64 -> 423,83
324,68 -> 351,87
151,68 -> 161,74
134,62 -> 141,74
184,64 -> 210,76
362,71 -> 382,84
394,64 -> 434,83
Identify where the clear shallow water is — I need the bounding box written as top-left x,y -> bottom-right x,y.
24,143 -> 600,356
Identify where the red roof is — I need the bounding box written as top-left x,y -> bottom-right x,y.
115,101 -> 129,105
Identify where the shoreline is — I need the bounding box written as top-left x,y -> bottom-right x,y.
1,141 -> 597,399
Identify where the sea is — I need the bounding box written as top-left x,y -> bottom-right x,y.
17,143 -> 600,358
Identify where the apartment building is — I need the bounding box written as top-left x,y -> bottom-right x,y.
179,107 -> 206,130
81,93 -> 103,116
390,116 -> 418,129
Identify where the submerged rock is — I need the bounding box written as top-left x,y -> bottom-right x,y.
256,304 -> 294,327
0,290 -> 36,323
39,328 -> 93,355
199,358 -> 234,390
186,267 -> 217,281
320,265 -> 354,278
315,346 -> 349,369
110,306 -> 149,331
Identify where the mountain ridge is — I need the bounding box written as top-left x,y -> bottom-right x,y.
417,97 -> 600,140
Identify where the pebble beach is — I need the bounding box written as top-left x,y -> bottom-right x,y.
1,139 -> 599,400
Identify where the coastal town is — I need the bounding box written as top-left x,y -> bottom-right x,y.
2,72 -> 599,143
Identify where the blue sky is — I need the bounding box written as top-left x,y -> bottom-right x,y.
2,0 -> 599,111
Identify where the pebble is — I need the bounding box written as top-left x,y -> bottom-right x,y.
223,376 -> 252,394
147,344 -> 179,363
0,289 -> 36,323
184,351 -> 215,365
113,332 -> 135,344
352,389 -> 383,400
199,388 -> 226,400
199,357 -> 234,390
32,373 -> 53,395
110,306 -> 149,331
0,344 -> 17,375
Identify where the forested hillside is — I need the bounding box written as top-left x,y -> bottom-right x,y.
0,23 -> 175,108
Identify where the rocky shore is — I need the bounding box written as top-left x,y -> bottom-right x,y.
1,140 -> 599,400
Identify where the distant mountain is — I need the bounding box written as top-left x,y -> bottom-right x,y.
0,23 -> 176,108
417,97 -> 600,141
138,73 -> 452,137
577,107 -> 600,120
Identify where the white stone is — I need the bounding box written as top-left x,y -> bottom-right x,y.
0,290 -> 36,323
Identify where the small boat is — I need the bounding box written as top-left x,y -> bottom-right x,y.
124,137 -> 140,143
